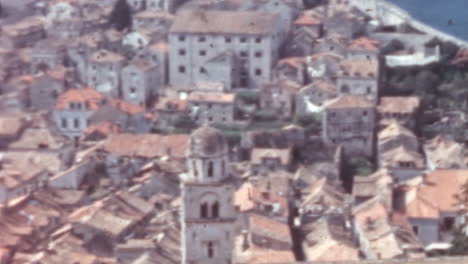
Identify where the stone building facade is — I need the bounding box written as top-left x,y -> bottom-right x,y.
323,95 -> 376,156
169,10 -> 282,89
187,92 -> 236,125
181,126 -> 236,264
121,59 -> 161,107
87,49 -> 125,97
336,59 -> 380,103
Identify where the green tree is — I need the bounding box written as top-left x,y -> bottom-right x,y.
109,0 -> 132,32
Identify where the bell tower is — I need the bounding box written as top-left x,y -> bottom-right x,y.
181,126 -> 236,264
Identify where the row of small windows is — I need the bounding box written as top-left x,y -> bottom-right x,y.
178,66 -> 262,76
178,49 -> 262,58
61,118 -> 83,129
178,35 -> 263,44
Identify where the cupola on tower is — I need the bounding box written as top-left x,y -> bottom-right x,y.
181,126 -> 236,264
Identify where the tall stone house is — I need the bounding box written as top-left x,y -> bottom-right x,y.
181,126 -> 236,264
87,49 -> 125,97
336,59 -> 380,103
121,59 -> 162,107
323,95 -> 376,156
260,80 -> 301,119
168,10 -> 283,89
53,88 -> 104,143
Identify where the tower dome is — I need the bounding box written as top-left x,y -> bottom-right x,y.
187,126 -> 227,158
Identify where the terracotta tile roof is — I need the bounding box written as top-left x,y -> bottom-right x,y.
354,197 -> 388,227
380,145 -> 425,169
277,56 -> 305,69
294,15 -> 321,25
89,49 -> 125,64
407,170 -> 468,218
127,58 -> 156,72
135,10 -> 175,20
102,133 -> 189,158
0,114 -> 27,137
249,247 -> 295,263
251,148 -> 292,166
352,169 -> 393,198
348,37 -> 380,51
149,41 -> 168,53
55,87 -> 104,110
378,96 -> 421,114
405,193 -> 440,219
324,95 -> 374,109
171,10 -> 277,35
302,79 -> 337,95
315,242 -> 359,261
378,120 -> 416,141
110,99 -> 144,115
339,59 -> 379,78
249,213 -> 292,244
84,121 -> 121,139
234,182 -> 288,217
187,92 -> 236,104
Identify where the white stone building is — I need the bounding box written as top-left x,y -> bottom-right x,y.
169,10 -> 283,89
87,49 -> 125,97
323,95 -> 376,157
181,126 -> 236,264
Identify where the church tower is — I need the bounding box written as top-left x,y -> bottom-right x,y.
181,126 -> 236,264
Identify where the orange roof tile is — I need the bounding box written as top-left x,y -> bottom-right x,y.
278,56 -> 305,68
250,247 -> 295,263
324,95 -> 374,109
354,199 -> 388,227
102,134 -> 189,158
84,121 -> 121,138
234,182 -> 289,218
249,214 -> 291,243
110,99 -> 144,115
407,170 -> 468,217
294,15 -> 321,25
349,37 -> 380,51
55,87 -> 104,110
187,92 -> 236,104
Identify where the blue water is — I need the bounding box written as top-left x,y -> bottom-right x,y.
387,0 -> 468,41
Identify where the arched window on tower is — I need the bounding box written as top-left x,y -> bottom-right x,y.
201,202 -> 208,218
211,201 -> 219,219
207,241 -> 214,258
207,161 -> 214,178
193,161 -> 198,177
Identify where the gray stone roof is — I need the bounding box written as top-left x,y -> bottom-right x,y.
170,10 -> 277,35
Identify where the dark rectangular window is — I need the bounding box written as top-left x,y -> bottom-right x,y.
199,50 -> 206,56
178,35 -> 185,41
225,37 -> 231,43
255,69 -> 262,76
178,66 -> 185,73
199,36 -> 206,42
61,118 -> 67,128
178,49 -> 186,56
240,37 -> 247,43
255,51 -> 262,58
240,51 -> 248,57
73,118 -> 79,128
200,67 -> 206,74
255,37 -> 262,43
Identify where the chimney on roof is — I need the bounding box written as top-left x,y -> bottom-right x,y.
248,187 -> 252,201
